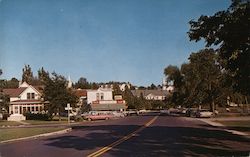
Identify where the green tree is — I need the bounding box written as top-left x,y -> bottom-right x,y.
164,65 -> 184,106
112,83 -> 122,96
74,77 -> 91,89
164,65 -> 183,88
22,65 -> 34,84
38,67 -> 50,85
148,84 -> 157,90
0,93 -> 9,112
0,78 -> 19,89
188,0 -> 250,96
123,85 -> 136,109
187,49 -> 221,111
43,72 -> 78,120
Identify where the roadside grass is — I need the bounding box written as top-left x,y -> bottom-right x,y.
0,120 -> 23,126
0,127 -> 66,142
215,120 -> 250,135
0,116 -> 69,126
24,120 -> 68,125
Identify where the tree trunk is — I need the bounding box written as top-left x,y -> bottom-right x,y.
58,108 -> 61,121
245,96 -> 249,113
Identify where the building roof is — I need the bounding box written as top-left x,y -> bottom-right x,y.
10,99 -> 49,105
90,103 -> 127,111
2,88 -> 27,97
131,89 -> 169,97
74,89 -> 87,97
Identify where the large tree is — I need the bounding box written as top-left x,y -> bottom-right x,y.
38,67 -> 50,85
187,49 -> 221,111
43,72 -> 78,120
188,0 -> 250,96
22,65 -> 34,84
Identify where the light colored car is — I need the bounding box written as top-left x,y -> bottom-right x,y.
160,110 -> 170,115
196,109 -> 213,118
124,109 -> 139,116
83,112 -> 115,121
112,111 -> 126,117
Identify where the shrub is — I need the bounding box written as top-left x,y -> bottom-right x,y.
24,113 -> 50,121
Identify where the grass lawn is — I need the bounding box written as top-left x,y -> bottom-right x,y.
216,120 -> 250,127
215,120 -> 250,134
24,120 -> 68,125
0,120 -> 23,126
0,127 -> 66,142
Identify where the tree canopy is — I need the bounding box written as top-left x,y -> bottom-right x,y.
188,0 -> 250,95
43,72 -> 78,120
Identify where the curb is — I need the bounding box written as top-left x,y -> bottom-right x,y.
197,118 -> 249,137
0,128 -> 72,144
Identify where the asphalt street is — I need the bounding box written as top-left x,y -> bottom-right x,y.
1,113 -> 250,157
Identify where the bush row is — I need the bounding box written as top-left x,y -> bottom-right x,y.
24,113 -> 50,121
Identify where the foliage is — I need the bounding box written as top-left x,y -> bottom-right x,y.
38,67 -> 50,85
150,100 -> 165,109
165,49 -> 224,110
0,78 -> 19,89
112,83 -> 122,96
0,93 -> 9,112
43,72 -> 78,120
164,65 -> 183,88
74,77 -> 91,89
188,0 -> 250,95
24,113 -> 50,121
22,65 -> 34,84
147,84 -> 158,90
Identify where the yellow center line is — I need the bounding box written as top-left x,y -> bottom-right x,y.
87,115 -> 159,157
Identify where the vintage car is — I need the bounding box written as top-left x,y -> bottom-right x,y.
83,112 -> 115,121
196,109 -> 213,118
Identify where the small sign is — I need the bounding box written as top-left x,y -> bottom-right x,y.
65,103 -> 72,110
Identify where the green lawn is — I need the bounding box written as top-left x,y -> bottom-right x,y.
0,127 -> 66,142
215,120 -> 250,134
24,120 -> 68,125
216,120 -> 250,127
0,120 -> 23,126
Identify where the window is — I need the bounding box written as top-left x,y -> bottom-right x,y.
27,93 -> 35,99
32,93 -> 35,99
100,93 -> 104,100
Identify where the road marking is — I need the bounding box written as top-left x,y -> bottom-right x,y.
87,115 -> 159,157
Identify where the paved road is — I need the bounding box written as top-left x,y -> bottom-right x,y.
1,113 -> 250,157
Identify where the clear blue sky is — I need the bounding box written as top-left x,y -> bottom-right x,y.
0,0 -> 230,86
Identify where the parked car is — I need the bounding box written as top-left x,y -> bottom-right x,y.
124,109 -> 139,116
160,109 -> 170,115
186,108 -> 197,117
83,112 -> 115,121
196,109 -> 213,118
112,111 -> 126,118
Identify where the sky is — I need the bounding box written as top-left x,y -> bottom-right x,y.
0,0 -> 230,86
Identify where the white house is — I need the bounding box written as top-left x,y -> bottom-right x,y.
3,82 -> 47,121
87,88 -> 127,111
87,88 -> 113,104
131,89 -> 170,101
